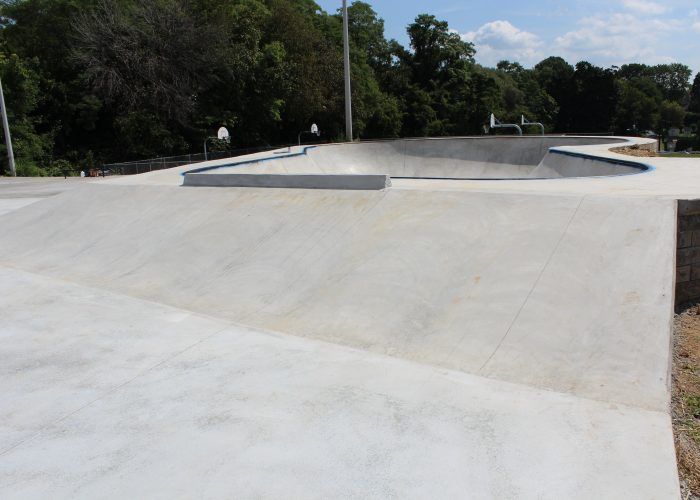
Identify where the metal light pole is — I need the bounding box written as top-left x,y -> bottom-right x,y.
342,0 -> 353,142
0,77 -> 16,176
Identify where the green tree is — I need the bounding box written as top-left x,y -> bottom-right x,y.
265,0 -> 344,142
2,0 -> 699,175
1,0 -> 104,164
533,57 -> 575,131
341,1 -> 402,138
649,63 -> 692,104
614,79 -> 660,133
688,73 -> 700,134
0,52 -> 51,174
407,14 -> 475,87
72,0 -> 235,153
565,62 -> 617,133
400,14 -> 479,136
613,72 -> 663,134
493,60 -> 557,131
658,101 -> 686,134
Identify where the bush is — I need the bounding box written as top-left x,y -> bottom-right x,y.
12,158 -> 77,177
675,136 -> 699,152
48,159 -> 75,177
14,159 -> 48,176
686,112 -> 700,130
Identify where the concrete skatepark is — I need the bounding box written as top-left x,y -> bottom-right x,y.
0,135 -> 695,498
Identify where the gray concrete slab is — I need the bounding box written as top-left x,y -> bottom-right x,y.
0,177 -> 90,198
185,137 -> 648,181
0,198 -> 44,216
0,266 -> 223,453
0,185 -> 675,411
184,172 -> 391,190
0,137 -> 695,498
0,177 -> 91,215
0,267 -> 680,499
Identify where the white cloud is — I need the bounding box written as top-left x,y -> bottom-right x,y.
461,20 -> 543,66
554,14 -> 681,66
621,0 -> 667,15
457,7 -> 699,71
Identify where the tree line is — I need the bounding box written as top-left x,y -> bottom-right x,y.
1,0 -> 699,175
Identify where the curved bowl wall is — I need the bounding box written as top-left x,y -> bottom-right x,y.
183,136 -> 654,186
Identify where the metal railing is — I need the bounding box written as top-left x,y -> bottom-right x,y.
101,146 -> 282,176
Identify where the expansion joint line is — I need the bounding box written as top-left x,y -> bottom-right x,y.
0,324 -> 231,458
477,195 -> 587,373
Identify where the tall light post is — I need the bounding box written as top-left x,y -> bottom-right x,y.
0,77 -> 16,177
342,0 -> 353,142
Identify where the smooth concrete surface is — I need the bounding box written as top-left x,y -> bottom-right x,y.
0,268 -> 677,499
184,172 -> 391,190
529,149 -> 647,178
0,177 -> 89,215
0,197 -> 44,216
0,177 -> 89,197
0,185 -> 675,411
186,136 -> 648,181
0,267 -> 679,499
0,137 -> 693,498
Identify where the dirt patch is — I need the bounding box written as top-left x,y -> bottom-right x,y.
674,305 -> 700,499
611,145 -> 658,157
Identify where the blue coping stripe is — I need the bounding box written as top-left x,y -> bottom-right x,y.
181,146 -> 318,177
181,142 -> 656,183
548,148 -> 655,174
392,148 -> 656,181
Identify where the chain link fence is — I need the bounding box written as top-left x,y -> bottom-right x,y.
100,145 -> 283,176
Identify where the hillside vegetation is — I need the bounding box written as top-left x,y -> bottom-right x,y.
0,0 -> 699,174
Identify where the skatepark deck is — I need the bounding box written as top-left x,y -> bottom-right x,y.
0,136 -> 691,498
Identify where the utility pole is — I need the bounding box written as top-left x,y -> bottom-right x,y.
342,0 -> 353,142
0,77 -> 15,176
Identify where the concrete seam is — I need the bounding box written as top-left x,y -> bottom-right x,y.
0,262 -> 666,416
477,195 -> 587,374
402,139 -> 407,173
0,324 -> 232,458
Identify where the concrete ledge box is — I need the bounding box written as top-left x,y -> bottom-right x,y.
184,172 -> 391,190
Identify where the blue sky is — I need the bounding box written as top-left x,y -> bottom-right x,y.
316,0 -> 700,75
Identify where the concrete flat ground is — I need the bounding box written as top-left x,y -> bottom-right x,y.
0,138 -> 693,498
0,177 -> 88,216
0,267 -> 678,499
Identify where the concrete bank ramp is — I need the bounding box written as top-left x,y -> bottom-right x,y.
0,180 -> 680,498
0,183 -> 674,411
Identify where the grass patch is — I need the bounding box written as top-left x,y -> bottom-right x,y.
662,153 -> 700,158
687,396 -> 700,419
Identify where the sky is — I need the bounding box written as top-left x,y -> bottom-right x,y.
315,0 -> 700,75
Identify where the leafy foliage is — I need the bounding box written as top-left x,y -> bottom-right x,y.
0,0 -> 697,174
